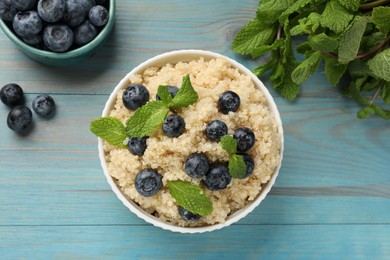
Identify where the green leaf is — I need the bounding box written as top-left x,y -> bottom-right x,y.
90,117 -> 127,148
348,59 -> 375,78
256,0 -> 294,25
336,0 -> 360,12
251,39 -> 284,59
228,154 -> 247,179
357,106 -> 376,119
292,51 -> 322,85
309,33 -> 338,52
367,48 -> 390,82
381,82 -> 390,104
170,75 -> 198,109
167,180 -> 213,216
126,101 -> 169,137
157,85 -> 173,106
253,56 -> 278,76
279,0 -> 320,22
290,12 -> 322,36
372,6 -> 390,35
321,0 -> 354,34
220,135 -> 237,155
338,16 -> 368,64
323,56 -> 347,86
232,17 -> 276,55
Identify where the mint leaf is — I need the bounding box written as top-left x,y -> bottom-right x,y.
323,56 -> 347,86
257,0 -> 294,25
338,16 -> 368,64
157,85 -> 173,106
280,0 -> 320,22
220,135 -> 237,155
126,101 -> 169,137
357,106 -> 376,119
232,17 -> 276,55
290,12 -> 321,36
309,33 -> 338,52
253,55 -> 278,76
228,154 -> 246,179
169,75 -> 198,109
372,6 -> 390,35
336,0 -> 360,12
90,117 -> 127,148
367,48 -> 390,82
251,39 -> 284,59
167,180 -> 213,216
381,82 -> 390,104
321,0 -> 354,34
292,51 -> 322,85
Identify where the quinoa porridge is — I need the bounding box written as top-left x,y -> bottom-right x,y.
103,57 -> 281,227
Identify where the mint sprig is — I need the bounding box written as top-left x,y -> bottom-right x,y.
220,135 -> 246,179
90,117 -> 127,148
167,180 -> 213,216
90,74 -> 198,144
232,0 -> 390,119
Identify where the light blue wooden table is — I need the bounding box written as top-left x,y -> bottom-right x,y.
0,1 -> 389,259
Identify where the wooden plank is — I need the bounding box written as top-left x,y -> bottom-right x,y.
0,95 -> 388,226
0,0 -> 346,98
0,225 -> 389,259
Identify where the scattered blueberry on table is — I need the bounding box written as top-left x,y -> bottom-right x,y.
0,83 -> 24,107
7,105 -> 33,132
32,94 -> 56,117
0,0 -> 110,52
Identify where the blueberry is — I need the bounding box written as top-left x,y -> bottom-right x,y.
0,0 -> 17,22
13,11 -> 42,38
162,114 -> 185,137
63,0 -> 85,27
127,136 -> 148,156
89,5 -> 108,27
22,33 -> 42,45
10,0 -> 37,11
178,206 -> 201,222
74,20 -> 97,45
43,24 -> 73,52
184,153 -> 209,178
233,127 -> 255,152
80,0 -> 95,13
156,85 -> 179,101
239,153 -> 254,179
0,83 -> 24,106
203,163 -> 231,191
122,84 -> 149,110
218,91 -> 240,114
135,169 -> 163,197
205,120 -> 227,141
7,106 -> 33,132
37,0 -> 65,23
32,94 -> 55,117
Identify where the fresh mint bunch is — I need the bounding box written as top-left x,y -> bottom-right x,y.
232,0 -> 390,119
90,74 -> 199,146
220,135 -> 246,179
167,180 -> 213,216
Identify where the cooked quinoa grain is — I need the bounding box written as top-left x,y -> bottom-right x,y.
104,58 -> 281,227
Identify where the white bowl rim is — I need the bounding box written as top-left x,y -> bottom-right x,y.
98,49 -> 284,233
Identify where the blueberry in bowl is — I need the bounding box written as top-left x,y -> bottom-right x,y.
0,0 -> 115,66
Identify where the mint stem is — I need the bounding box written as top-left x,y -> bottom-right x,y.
369,80 -> 385,105
359,0 -> 390,10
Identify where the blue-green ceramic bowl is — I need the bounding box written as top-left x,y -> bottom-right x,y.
0,0 -> 115,66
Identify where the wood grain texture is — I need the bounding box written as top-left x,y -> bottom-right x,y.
0,0 -> 389,258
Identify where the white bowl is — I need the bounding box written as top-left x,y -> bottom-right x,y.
98,50 -> 284,233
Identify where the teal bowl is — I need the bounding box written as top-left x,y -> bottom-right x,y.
0,0 -> 115,66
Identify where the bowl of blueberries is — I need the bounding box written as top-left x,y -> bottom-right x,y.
0,0 -> 115,66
